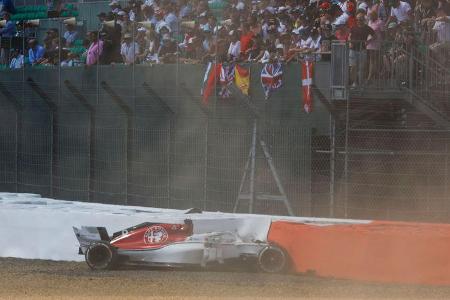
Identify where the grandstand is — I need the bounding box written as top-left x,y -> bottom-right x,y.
0,0 -> 449,222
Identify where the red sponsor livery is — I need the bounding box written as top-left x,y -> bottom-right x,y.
110,223 -> 192,250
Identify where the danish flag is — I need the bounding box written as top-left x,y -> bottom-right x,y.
302,61 -> 314,113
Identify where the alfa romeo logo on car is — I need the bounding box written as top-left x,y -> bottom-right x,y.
144,225 -> 169,245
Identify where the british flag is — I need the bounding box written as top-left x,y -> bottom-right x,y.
219,63 -> 235,98
260,63 -> 283,100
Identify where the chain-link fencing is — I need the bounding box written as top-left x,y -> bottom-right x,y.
1,14 -> 450,222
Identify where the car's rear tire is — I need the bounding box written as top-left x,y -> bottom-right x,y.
85,242 -> 117,270
257,244 -> 288,273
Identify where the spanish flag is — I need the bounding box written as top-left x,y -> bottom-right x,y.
234,64 -> 250,96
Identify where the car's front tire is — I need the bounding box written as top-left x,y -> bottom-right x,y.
257,244 -> 288,273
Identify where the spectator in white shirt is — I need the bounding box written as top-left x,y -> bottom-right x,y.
61,52 -> 78,67
164,3 -> 179,35
386,0 -> 412,27
109,1 -> 121,14
304,28 -> 322,61
430,7 -> 450,64
9,49 -> 24,69
227,31 -> 241,61
63,23 -> 78,47
120,33 -> 140,64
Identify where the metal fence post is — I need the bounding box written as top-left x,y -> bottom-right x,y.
167,119 -> 171,208
27,78 -> 57,198
446,141 -> 449,203
249,120 -> 257,214
344,94 -> 350,218
330,115 -> 335,218
0,83 -> 23,193
203,119 -> 209,211
100,81 -> 133,205
141,82 -> 175,208
64,80 -> 96,202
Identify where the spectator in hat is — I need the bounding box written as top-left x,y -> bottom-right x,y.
0,11 -> 15,37
136,26 -> 148,52
201,27 -> 213,54
9,48 -> 23,69
158,24 -> 172,41
63,22 -> 78,47
121,32 -> 140,64
117,10 -> 133,35
109,0 -> 121,14
197,12 -> 210,31
227,30 -> 241,61
28,39 -> 45,65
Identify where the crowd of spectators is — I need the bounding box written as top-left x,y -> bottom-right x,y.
0,0 -> 449,84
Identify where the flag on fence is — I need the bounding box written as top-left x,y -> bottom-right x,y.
234,64 -> 250,96
200,62 -> 212,96
202,62 -> 222,104
261,63 -> 283,100
302,61 -> 314,113
219,64 -> 235,98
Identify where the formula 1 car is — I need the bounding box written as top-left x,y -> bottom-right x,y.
73,219 -> 288,273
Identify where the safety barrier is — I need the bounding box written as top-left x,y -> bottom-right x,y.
269,219 -> 450,285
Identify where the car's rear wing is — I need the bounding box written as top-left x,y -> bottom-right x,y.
73,226 -> 110,255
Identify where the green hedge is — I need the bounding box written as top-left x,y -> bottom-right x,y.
12,5 -> 79,21
15,5 -> 47,13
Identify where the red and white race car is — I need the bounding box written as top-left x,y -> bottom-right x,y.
73,219 -> 287,273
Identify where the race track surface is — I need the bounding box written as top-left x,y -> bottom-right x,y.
1,257 -> 450,299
